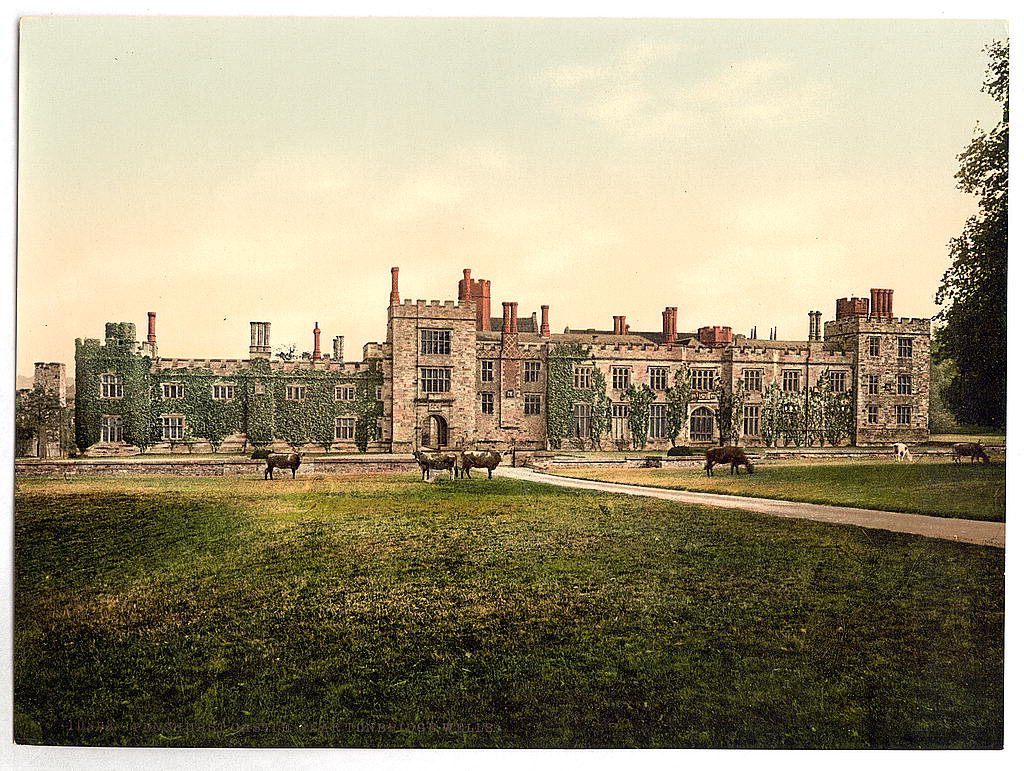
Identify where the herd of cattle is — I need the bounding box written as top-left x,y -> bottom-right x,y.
260,441 -> 994,480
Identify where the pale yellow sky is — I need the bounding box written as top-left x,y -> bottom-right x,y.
16,17 -> 1007,376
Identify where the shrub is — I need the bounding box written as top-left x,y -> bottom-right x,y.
250,448 -> 272,460
667,445 -> 693,456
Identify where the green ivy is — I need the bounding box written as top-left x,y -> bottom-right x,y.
666,365 -> 691,447
624,383 -> 654,450
75,334 -> 384,453
545,343 -> 592,450
714,379 -> 747,446
589,369 -> 612,450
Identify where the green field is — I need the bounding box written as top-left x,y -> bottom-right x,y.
14,475 -> 1003,748
547,460 -> 1006,522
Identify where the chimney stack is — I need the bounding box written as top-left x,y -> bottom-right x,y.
312,322 -> 321,361
540,305 -> 550,337
509,302 -> 519,334
390,266 -> 401,305
662,306 -> 678,345
459,268 -> 472,301
147,312 -> 157,342
333,335 -> 345,361
502,302 -> 512,333
249,321 -> 271,358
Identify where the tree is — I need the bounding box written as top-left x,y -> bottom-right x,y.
15,385 -> 66,458
934,40 -> 1007,428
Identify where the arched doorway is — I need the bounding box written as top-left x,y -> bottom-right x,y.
421,414 -> 449,449
689,406 -> 715,444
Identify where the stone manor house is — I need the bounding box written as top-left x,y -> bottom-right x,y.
72,267 -> 930,455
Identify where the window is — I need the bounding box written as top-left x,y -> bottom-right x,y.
781,371 -> 800,392
100,374 -> 123,398
649,404 -> 667,439
612,404 -> 630,440
649,367 -> 668,391
612,367 -> 630,390
867,337 -> 881,356
524,394 -> 542,415
897,375 -> 912,395
100,415 -> 123,443
690,406 -> 715,443
419,367 -> 451,393
895,405 -> 911,425
335,385 -> 355,401
865,374 -> 879,395
374,420 -> 384,441
523,361 -> 541,383
691,369 -> 716,391
162,383 -> 183,399
743,405 -> 761,436
828,371 -> 847,392
420,329 -> 451,355
742,369 -> 763,392
898,337 -> 913,358
866,405 -> 879,424
480,360 -> 495,382
335,416 -> 355,440
376,386 -> 383,401
212,384 -> 236,400
286,385 -> 306,401
573,403 -> 592,439
161,415 -> 184,441
574,367 -> 592,389
480,392 -> 495,414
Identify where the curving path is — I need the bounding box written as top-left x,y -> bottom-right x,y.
494,466 -> 1005,548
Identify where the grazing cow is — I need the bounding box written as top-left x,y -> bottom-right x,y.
460,449 -> 503,479
413,450 -> 457,481
952,442 -> 991,464
893,443 -> 914,462
704,446 -> 754,477
265,453 -> 301,479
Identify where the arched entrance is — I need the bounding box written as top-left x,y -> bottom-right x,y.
421,414 -> 449,449
689,406 -> 715,444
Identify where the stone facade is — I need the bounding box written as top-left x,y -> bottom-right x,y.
72,267 -> 931,454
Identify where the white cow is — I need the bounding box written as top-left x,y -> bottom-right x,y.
893,443 -> 914,462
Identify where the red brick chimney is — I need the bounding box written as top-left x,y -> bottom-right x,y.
540,305 -> 550,337
312,322 -> 321,361
501,302 -> 512,333
390,266 -> 401,305
147,312 -> 156,342
662,306 -> 678,345
458,268 -> 471,301
509,302 -> 519,334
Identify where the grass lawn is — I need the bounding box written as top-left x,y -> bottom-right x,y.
14,474 -> 1003,749
547,460 -> 1005,522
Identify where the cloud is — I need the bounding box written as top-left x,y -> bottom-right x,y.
543,42 -> 826,141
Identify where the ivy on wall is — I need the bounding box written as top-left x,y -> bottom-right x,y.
758,378 -> 853,448
545,342 -> 591,450
589,369 -> 612,449
74,335 -> 152,450
624,383 -> 654,450
714,379 -> 747,446
666,365 -> 691,447
75,335 -> 384,453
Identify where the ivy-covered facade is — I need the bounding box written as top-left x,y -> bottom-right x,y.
74,268 -> 930,454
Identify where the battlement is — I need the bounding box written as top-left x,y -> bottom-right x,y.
389,298 -> 476,321
824,316 -> 932,337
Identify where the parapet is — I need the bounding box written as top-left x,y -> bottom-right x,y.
389,298 -> 476,321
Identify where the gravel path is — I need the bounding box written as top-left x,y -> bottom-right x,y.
495,466 -> 1005,548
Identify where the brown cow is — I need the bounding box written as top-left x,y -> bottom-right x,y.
413,450 -> 457,481
459,449 -> 502,479
265,453 -> 301,479
952,442 -> 991,464
704,446 -> 754,477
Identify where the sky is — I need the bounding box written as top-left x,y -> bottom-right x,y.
16,16 -> 1008,377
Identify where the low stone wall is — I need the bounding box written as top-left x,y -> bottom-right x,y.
15,456 -> 420,477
